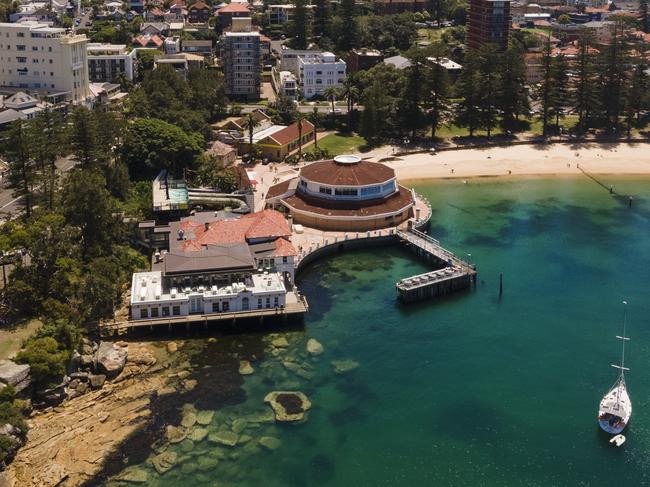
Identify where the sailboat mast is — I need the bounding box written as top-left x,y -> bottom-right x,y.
621,301 -> 627,375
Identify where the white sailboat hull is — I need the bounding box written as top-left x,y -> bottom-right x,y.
598,377 -> 632,435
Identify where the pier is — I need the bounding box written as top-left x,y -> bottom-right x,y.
396,227 -> 477,303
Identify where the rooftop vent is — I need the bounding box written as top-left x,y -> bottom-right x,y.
334,155 -> 361,165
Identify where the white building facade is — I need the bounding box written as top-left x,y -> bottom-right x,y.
297,52 -> 346,99
0,21 -> 90,102
87,43 -> 137,82
130,271 -> 288,320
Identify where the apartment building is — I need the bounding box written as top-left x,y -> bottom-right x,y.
221,17 -> 261,100
467,0 -> 511,51
297,51 -> 346,99
87,43 -> 137,82
0,21 -> 90,103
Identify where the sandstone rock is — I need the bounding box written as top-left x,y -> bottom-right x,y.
180,439 -> 194,453
259,436 -> 282,451
264,391 -> 312,422
177,370 -> 191,380
152,450 -> 177,474
247,410 -> 275,425
231,418 -> 247,434
80,354 -> 94,368
158,386 -> 176,396
208,431 -> 238,447
69,372 -> 89,381
180,462 -> 197,475
331,359 -> 359,374
207,337 -> 217,343
195,410 -> 214,426
183,379 -> 197,391
189,428 -> 208,442
0,360 -> 30,388
181,411 -> 197,429
95,342 -> 127,378
238,360 -> 254,375
75,382 -> 89,394
167,342 -> 178,354
306,339 -> 324,356
271,337 -> 289,348
116,467 -> 149,483
89,374 -> 106,388
166,425 -> 186,444
127,347 -> 156,366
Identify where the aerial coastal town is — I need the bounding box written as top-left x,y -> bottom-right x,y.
0,0 -> 648,482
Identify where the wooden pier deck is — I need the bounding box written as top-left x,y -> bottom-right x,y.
396,228 -> 477,303
98,292 -> 308,337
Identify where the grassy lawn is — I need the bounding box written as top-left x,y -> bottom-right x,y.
0,319 -> 42,360
527,115 -> 580,135
310,132 -> 369,155
428,115 -> 581,139
417,27 -> 450,43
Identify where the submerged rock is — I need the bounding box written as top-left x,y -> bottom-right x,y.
264,391 -> 312,422
231,418 -> 247,434
116,467 -> 149,483
196,455 -> 219,471
181,411 -> 197,429
331,359 -> 359,374
259,436 -> 282,451
271,337 -> 289,348
166,425 -> 186,444
195,410 -> 214,426
167,342 -> 178,354
208,431 -> 238,447
239,360 -> 255,375
306,339 -> 324,356
189,428 -> 208,442
152,450 -> 178,474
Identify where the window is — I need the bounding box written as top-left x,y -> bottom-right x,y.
282,256 -> 288,263
172,306 -> 180,316
212,302 -> 219,312
319,186 -> 332,195
16,57 -> 26,63
162,306 -> 170,317
257,298 -> 262,309
17,32 -> 24,38
382,181 -> 396,192
335,188 -> 358,196
16,45 -> 25,51
32,46 -> 37,51
360,185 -> 381,196
265,297 -> 271,308
242,297 -> 249,311
140,308 -> 148,319
274,296 -> 279,307
223,301 -> 229,311
150,307 -> 159,318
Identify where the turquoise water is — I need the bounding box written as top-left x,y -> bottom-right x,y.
105,177 -> 650,487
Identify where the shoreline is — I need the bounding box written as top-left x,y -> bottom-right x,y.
359,142 -> 650,183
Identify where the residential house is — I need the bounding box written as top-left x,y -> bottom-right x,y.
206,140 -> 238,165
383,54 -> 411,69
214,109 -> 273,143
247,119 -> 315,161
133,34 -> 164,48
154,53 -> 204,77
297,52 -> 346,99
188,1 -> 211,23
140,22 -> 170,36
215,2 -> 251,31
182,39 -> 213,54
347,48 -> 383,72
268,4 -> 295,23
164,36 -> 181,54
0,91 -> 49,129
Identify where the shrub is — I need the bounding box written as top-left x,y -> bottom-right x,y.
15,337 -> 69,389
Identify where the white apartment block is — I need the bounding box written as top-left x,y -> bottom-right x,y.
297,52 -> 346,99
0,22 -> 90,103
87,43 -> 137,82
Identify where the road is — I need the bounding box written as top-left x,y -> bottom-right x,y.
240,104 -> 355,114
0,155 -> 77,218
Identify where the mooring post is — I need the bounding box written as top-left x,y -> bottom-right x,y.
499,273 -> 503,297
629,196 -> 633,208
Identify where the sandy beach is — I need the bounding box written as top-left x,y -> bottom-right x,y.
363,142 -> 650,182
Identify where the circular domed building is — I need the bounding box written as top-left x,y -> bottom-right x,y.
265,155 -> 415,231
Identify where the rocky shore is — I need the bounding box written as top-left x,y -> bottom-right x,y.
0,341 -> 173,487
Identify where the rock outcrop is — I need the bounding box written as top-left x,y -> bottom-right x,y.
94,342 -> 127,378
264,391 -> 312,422
0,360 -> 30,392
306,339 -> 324,356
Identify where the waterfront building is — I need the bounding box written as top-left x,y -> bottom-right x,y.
0,21 -> 90,103
87,43 -> 137,82
265,155 -> 415,231
221,17 -> 261,100
244,119 -> 315,161
130,210 -> 298,320
467,0 -> 511,51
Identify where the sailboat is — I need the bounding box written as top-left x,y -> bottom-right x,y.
597,301 -> 632,435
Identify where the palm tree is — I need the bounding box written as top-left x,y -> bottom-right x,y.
310,106 -> 320,148
340,78 -> 360,131
323,86 -> 339,114
241,113 -> 261,156
295,112 -> 306,161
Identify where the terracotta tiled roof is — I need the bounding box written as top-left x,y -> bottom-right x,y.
265,120 -> 314,146
299,159 -> 395,186
272,238 -> 298,257
207,140 -> 236,156
189,0 -> 209,9
266,179 -> 291,199
133,34 -> 163,47
181,210 -> 291,251
217,3 -> 250,13
283,185 -> 414,218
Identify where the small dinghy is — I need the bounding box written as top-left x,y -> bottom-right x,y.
609,434 -> 626,447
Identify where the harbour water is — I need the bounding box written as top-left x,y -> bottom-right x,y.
103,176 -> 650,486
